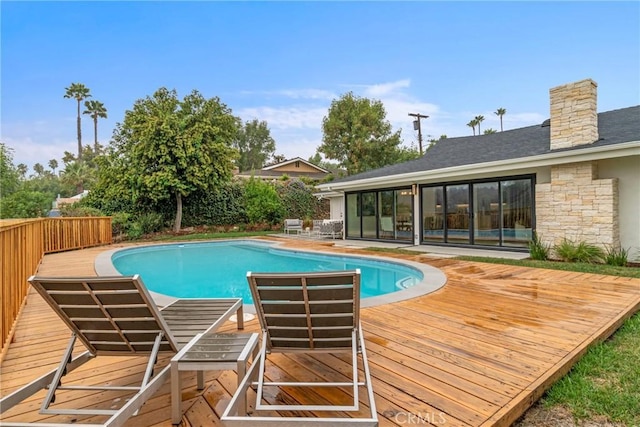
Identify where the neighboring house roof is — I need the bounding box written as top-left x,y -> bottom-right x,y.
320,106 -> 640,187
262,157 -> 330,173
236,157 -> 330,180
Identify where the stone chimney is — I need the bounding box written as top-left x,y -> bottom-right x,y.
549,78 -> 599,150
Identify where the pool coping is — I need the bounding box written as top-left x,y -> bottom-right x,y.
94,239 -> 447,312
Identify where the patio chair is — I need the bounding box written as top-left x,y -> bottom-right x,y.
380,217 -> 394,239
221,269 -> 378,426
0,275 -> 244,427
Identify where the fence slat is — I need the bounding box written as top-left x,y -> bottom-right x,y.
0,217 -> 112,352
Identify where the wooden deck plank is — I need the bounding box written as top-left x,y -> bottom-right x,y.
1,238 -> 639,426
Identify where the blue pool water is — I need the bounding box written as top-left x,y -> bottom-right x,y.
111,240 -> 423,303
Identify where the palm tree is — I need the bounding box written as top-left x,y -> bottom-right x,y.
474,115 -> 485,134
83,100 -> 107,153
64,83 -> 92,160
494,108 -> 506,132
467,119 -> 477,136
48,159 -> 59,175
61,161 -> 89,195
33,163 -> 45,177
17,163 -> 28,179
483,128 -> 497,134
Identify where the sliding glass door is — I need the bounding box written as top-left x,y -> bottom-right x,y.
446,184 -> 470,244
420,176 -> 533,248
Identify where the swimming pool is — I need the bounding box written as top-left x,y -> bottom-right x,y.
97,240 -> 447,307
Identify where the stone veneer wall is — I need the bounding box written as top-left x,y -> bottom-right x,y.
535,161 -> 619,249
549,79 -> 598,150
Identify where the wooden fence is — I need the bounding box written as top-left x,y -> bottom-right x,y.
0,217 -> 112,353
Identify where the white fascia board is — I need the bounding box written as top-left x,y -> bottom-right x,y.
318,141 -> 640,192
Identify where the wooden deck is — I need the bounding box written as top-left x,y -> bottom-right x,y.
2,238 -> 640,426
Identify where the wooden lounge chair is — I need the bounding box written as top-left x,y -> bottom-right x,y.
0,275 -> 244,427
221,269 -> 378,426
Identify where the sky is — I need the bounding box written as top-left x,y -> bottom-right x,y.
1,1 -> 639,172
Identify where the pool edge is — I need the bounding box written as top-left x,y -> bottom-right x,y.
94,239 -> 447,310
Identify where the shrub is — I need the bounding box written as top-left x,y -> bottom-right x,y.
126,222 -> 144,240
528,231 -> 550,260
553,239 -> 604,263
111,212 -> 132,237
59,204 -> 103,217
0,191 -> 51,218
604,245 -> 629,267
244,178 -> 284,224
136,212 -> 165,234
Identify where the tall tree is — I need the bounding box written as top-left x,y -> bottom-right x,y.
83,100 -> 108,152
233,119 -> 276,172
33,163 -> 45,177
0,143 -> 20,195
48,159 -> 59,175
64,83 -> 92,160
16,163 -> 28,179
319,92 -> 402,175
61,161 -> 90,195
467,119 -> 477,136
474,115 -> 485,134
494,107 -> 506,132
108,87 -> 239,232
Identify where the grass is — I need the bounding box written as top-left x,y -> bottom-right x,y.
453,255 -> 640,279
542,312 -> 640,425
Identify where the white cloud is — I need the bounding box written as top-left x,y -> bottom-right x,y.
362,79 -> 411,97
3,136 -> 75,171
237,106 -> 327,130
239,89 -> 336,100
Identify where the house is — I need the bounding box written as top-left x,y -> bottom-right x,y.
235,157 -> 330,181
315,79 -> 640,258
48,190 -> 90,216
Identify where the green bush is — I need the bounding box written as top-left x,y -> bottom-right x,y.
179,181 -> 247,227
59,204 -> 103,217
604,245 -> 629,267
244,178 -> 284,224
553,239 -> 605,263
111,212 -> 132,236
0,191 -> 51,218
126,222 -> 144,240
528,231 -> 550,261
136,212 -> 165,234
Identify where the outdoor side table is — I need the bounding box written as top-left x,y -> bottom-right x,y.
171,332 -> 259,425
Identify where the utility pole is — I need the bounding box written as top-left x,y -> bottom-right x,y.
408,112 -> 429,155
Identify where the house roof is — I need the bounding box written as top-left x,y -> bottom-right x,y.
323,105 -> 640,186
262,157 -> 329,173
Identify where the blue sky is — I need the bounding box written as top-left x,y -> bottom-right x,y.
2,1 -> 639,171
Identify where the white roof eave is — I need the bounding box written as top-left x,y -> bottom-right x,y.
317,141 -> 640,192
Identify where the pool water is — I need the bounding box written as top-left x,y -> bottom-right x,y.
111,240 -> 423,303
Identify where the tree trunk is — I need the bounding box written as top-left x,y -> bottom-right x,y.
94,117 -> 98,153
77,100 -> 82,160
174,191 -> 183,233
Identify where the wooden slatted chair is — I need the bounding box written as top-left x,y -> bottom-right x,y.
222,269 -> 378,426
0,275 -> 243,427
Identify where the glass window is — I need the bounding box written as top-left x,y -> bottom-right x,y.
395,190 -> 413,241
501,179 -> 532,247
421,186 -> 444,242
473,182 -> 500,246
446,184 -> 470,244
361,192 -> 377,239
346,193 -> 360,238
